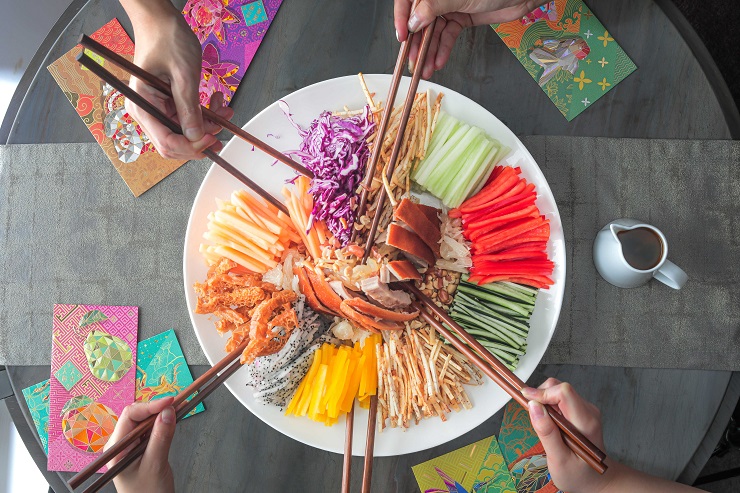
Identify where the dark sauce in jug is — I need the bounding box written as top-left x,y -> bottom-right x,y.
617,227 -> 663,270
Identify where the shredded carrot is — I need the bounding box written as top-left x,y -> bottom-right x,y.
200,190 -> 299,274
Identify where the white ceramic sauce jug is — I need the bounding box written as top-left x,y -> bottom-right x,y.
593,218 -> 688,289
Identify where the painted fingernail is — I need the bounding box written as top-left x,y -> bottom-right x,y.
521,387 -> 537,398
408,12 -> 421,33
529,400 -> 545,420
161,407 -> 175,424
184,127 -> 203,141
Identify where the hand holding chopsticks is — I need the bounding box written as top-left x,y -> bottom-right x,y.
76,35 -> 313,215
402,283 -> 608,474
102,397 -> 177,493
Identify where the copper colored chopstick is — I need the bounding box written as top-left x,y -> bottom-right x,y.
360,395 -> 378,493
75,52 -> 288,215
362,18 -> 438,262
69,338 -> 249,490
405,286 -> 607,472
351,36 -> 414,243
77,35 -> 312,179
342,404 -> 355,493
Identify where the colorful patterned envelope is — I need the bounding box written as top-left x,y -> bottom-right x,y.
498,401 -> 562,493
182,0 -> 284,106
491,0 -> 637,120
413,435 -> 517,493
22,380 -> 51,454
47,19 -> 187,197
136,329 -> 204,418
23,330 -> 204,459
48,304 -> 138,472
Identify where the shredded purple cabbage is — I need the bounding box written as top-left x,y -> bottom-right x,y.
282,102 -> 375,245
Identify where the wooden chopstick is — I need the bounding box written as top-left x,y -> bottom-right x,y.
342,404 -> 355,493
69,338 -> 250,490
77,35 -> 313,179
361,18 -> 438,263
403,284 -> 608,473
75,51 -> 289,214
351,38 -> 413,243
360,395 -> 378,493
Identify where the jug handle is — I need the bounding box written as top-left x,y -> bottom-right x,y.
653,260 -> 688,290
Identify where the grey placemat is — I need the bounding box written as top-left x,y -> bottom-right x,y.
1,139 -> 738,369
524,136 -> 740,370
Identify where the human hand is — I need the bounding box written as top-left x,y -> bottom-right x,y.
121,0 -> 234,159
105,396 -> 176,493
521,379 -> 610,493
394,0 -> 546,79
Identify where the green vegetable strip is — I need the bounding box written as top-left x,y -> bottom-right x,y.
457,285 -> 531,317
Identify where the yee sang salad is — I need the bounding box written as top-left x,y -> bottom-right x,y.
193,75 -> 555,430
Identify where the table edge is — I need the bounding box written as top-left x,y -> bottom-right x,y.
0,0 -> 90,144
678,371 -> 740,483
653,0 -> 740,139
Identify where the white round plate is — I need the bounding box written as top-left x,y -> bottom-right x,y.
184,74 -> 565,457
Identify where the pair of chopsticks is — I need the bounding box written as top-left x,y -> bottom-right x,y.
68,339 -> 248,492
342,13 -> 439,493
403,284 -> 608,473
75,34 -> 313,215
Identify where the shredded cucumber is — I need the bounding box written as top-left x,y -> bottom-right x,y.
412,110 -> 509,207
446,279 -> 538,370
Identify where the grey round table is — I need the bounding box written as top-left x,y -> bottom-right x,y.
3,0 -> 740,492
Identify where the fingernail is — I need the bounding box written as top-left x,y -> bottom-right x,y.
184,127 -> 203,141
161,406 -> 175,424
408,12 -> 421,33
521,387 -> 537,398
396,29 -> 400,42
408,59 -> 415,74
529,400 -> 545,420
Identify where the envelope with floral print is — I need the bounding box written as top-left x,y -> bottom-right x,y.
491,0 -> 636,120
47,19 -> 187,197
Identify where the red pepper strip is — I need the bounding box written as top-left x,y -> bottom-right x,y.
469,215 -> 541,243
507,275 -> 554,286
464,198 -> 536,230
461,183 -> 535,216
473,225 -> 550,255
499,241 -> 549,254
448,208 -> 462,218
471,216 -> 545,247
471,262 -> 555,273
460,183 -> 529,224
459,168 -> 518,211
485,184 -> 536,212
483,165 -> 505,187
471,268 -> 552,278
462,166 -> 519,209
470,275 -> 512,285
474,251 -> 549,262
466,215 -> 538,241
473,195 -> 536,221
491,247 -> 548,258
467,206 -> 539,239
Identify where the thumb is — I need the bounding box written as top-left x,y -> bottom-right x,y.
142,405 -> 176,467
408,0 -> 456,32
170,73 -> 204,142
528,400 -> 570,460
